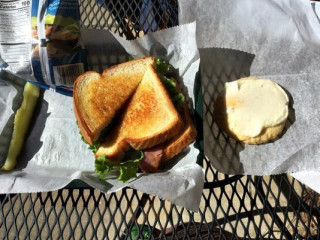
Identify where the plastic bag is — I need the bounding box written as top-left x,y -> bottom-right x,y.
0,0 -> 87,96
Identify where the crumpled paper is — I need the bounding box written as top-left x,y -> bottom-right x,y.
179,0 -> 320,175
0,22 -> 204,211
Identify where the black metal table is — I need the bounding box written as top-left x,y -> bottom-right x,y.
1,1 -> 320,239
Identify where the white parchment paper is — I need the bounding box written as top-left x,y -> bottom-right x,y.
179,0 -> 320,175
0,22 -> 204,211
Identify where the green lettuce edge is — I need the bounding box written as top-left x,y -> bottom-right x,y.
155,59 -> 185,111
95,150 -> 144,183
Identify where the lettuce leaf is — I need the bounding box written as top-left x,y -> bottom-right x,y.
81,135 -> 100,154
76,121 -> 100,154
77,117 -> 116,154
172,92 -> 185,111
95,150 -> 144,183
156,59 -> 185,111
76,122 -> 144,183
159,75 -> 185,111
129,224 -> 154,240
156,58 -> 173,75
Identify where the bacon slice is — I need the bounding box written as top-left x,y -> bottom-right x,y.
139,146 -> 164,173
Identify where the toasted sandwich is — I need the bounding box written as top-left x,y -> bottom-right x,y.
73,57 -> 156,145
73,58 -> 197,182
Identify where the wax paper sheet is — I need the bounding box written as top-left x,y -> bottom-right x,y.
0,22 -> 204,211
179,0 -> 320,175
0,71 -> 25,166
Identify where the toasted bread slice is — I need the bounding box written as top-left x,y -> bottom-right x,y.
138,102 -> 197,173
95,64 -> 183,159
162,98 -> 197,161
73,57 -> 155,144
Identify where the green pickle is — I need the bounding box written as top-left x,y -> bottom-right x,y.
2,82 -> 40,171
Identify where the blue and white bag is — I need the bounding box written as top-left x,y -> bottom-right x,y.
0,0 -> 87,96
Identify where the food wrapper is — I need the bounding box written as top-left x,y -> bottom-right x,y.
0,0 -> 87,96
0,22 -> 204,211
179,0 -> 320,175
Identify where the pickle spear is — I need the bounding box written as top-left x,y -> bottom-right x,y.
2,82 -> 40,171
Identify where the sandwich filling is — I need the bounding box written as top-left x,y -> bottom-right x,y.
223,79 -> 289,137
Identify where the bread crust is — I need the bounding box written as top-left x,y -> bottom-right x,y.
161,77 -> 197,161
73,71 -> 100,144
213,77 -> 287,145
162,101 -> 197,161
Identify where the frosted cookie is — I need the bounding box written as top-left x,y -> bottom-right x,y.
213,77 -> 289,144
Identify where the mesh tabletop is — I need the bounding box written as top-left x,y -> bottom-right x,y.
1,1 -> 320,239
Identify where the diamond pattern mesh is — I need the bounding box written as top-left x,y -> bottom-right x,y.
1,0 -> 320,239
1,176 -> 320,239
80,0 -> 178,39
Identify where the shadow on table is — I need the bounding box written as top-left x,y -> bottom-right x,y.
81,28 -> 131,73
200,48 -> 255,175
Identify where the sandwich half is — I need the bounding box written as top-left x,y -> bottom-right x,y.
95,65 -> 183,159
73,57 -> 156,145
